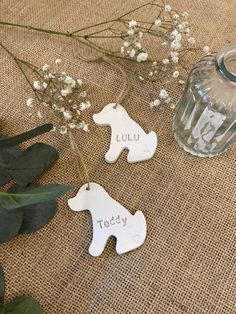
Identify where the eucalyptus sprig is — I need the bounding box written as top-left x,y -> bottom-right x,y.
0,124 -> 70,243
0,267 -> 43,314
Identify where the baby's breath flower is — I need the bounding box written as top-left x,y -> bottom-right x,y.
154,18 -> 162,26
77,79 -> 83,86
164,4 -> 172,12
68,122 -> 76,129
33,81 -> 42,90
170,29 -> 179,40
172,56 -> 179,63
80,91 -> 87,98
171,40 -> 181,50
42,64 -> 50,72
63,110 -> 73,120
171,51 -> 179,58
79,101 -> 91,111
129,49 -> 136,58
78,121 -> 89,132
135,42 -> 142,49
182,12 -> 189,20
172,70 -> 180,78
170,103 -> 177,109
55,59 -> 62,65
165,97 -> 171,104
173,14 -> 179,20
61,87 -> 72,97
59,126 -> 67,135
129,20 -> 137,28
43,82 -> 48,89
159,89 -> 169,99
138,31 -> 143,38
127,29 -> 135,36
203,46 -> 210,54
162,58 -> 170,65
150,99 -> 161,108
26,98 -> 34,107
64,76 -> 76,88
37,110 -> 43,119
137,52 -> 148,62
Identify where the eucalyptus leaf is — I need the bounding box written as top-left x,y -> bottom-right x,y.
0,184 -> 70,210
9,184 -> 57,234
19,200 -> 57,234
7,143 -> 59,186
0,208 -> 24,243
0,124 -> 53,148
0,267 -> 4,304
0,304 -> 5,314
5,296 -> 43,314
0,135 -> 21,185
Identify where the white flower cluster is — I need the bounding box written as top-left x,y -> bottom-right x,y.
150,89 -> 172,109
124,4 -> 211,110
26,59 -> 91,135
121,20 -> 148,62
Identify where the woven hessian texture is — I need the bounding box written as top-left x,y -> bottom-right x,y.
1,0 -> 236,313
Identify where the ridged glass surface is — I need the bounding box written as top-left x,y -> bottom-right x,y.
173,44 -> 236,157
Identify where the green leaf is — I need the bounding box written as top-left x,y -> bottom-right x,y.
0,208 -> 23,243
0,136 -> 21,185
0,267 -> 4,304
5,296 -> 43,314
19,200 -> 57,234
0,184 -> 70,210
7,143 -> 59,186
9,184 -> 57,234
0,124 -> 53,148
0,304 -> 5,314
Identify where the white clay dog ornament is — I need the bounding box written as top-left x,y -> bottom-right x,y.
68,182 -> 147,256
93,103 -> 158,163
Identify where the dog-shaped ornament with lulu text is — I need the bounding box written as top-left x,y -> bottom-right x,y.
93,103 -> 158,163
68,183 -> 147,256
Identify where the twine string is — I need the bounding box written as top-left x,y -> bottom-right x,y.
76,53 -> 131,108
68,130 -> 90,190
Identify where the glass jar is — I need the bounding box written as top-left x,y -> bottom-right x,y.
173,43 -> 236,157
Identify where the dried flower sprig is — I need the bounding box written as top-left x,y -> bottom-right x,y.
0,1 -> 211,111
0,42 -> 91,188
26,59 -> 91,135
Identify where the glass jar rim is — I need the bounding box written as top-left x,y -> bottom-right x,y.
216,43 -> 236,83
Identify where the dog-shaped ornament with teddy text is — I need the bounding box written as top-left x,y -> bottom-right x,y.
68,182 -> 147,256
93,103 -> 158,163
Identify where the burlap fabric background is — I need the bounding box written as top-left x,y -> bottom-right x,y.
0,0 -> 236,313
